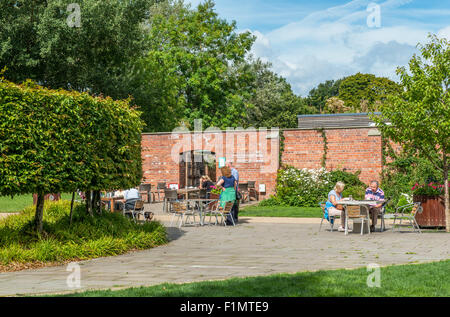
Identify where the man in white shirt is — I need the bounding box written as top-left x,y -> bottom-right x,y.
124,188 -> 140,200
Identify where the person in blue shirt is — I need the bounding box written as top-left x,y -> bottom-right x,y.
325,182 -> 346,232
227,162 -> 240,223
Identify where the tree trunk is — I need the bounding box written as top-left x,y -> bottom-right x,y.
69,192 -> 75,226
85,190 -> 93,216
94,190 -> 102,215
35,192 -> 45,234
444,155 -> 449,233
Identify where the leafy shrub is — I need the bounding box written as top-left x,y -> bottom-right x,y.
342,185 -> 365,200
270,166 -> 366,207
381,155 -> 443,206
0,201 -> 167,267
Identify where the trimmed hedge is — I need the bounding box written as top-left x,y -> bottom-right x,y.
0,77 -> 144,231
0,78 -> 143,195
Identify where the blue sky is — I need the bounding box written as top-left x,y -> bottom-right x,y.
186,0 -> 450,96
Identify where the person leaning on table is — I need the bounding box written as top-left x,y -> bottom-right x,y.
365,180 -> 385,232
325,182 -> 346,232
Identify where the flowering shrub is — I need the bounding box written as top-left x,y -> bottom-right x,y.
273,166 -> 365,207
412,182 -> 448,196
210,185 -> 223,195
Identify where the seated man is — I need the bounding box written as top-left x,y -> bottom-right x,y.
365,181 -> 385,232
123,187 -> 141,210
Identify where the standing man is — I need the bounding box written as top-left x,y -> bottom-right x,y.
365,180 -> 385,232
227,161 -> 239,224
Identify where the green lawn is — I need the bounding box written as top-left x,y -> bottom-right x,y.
59,260 -> 450,297
240,205 -> 322,218
0,193 -> 73,213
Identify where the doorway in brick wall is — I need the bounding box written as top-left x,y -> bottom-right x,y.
179,150 -> 216,189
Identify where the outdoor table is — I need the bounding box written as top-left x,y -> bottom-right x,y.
101,196 -> 124,213
177,188 -> 200,199
336,199 -> 385,235
185,198 -> 219,226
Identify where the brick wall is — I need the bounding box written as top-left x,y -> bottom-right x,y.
282,128 -> 383,185
141,130 -> 279,198
141,127 -> 385,199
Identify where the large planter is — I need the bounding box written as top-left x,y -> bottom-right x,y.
209,193 -> 221,200
413,195 -> 446,228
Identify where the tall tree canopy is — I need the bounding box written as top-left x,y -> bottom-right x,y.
372,35 -> 450,232
243,59 -> 314,128
129,0 -> 256,131
339,73 -> 401,112
305,79 -> 342,113
0,0 -> 156,96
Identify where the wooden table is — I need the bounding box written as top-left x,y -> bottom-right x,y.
337,199 -> 385,235
101,196 -> 124,213
177,188 -> 200,199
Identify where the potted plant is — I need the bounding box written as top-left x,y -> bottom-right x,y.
412,183 -> 447,228
209,185 -> 223,199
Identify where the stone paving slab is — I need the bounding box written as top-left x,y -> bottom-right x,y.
0,218 -> 448,296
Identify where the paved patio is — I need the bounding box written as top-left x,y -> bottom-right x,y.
0,203 -> 449,296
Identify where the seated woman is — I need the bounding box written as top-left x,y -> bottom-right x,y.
216,166 -> 237,224
325,182 -> 346,232
200,175 -> 215,198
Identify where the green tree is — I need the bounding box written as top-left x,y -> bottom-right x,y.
339,73 -> 401,112
372,35 -> 450,231
306,79 -> 342,113
0,0 -> 155,96
0,78 -> 143,233
243,59 -> 314,128
129,0 -> 255,131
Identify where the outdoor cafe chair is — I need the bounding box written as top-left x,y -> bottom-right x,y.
122,199 -> 150,223
163,189 -> 179,213
387,202 -> 423,233
169,201 -> 197,228
138,184 -> 152,204
214,201 -> 235,226
378,197 -> 391,232
238,183 -> 249,203
319,202 -> 340,232
247,181 -> 258,201
152,182 -> 166,202
345,205 -> 371,235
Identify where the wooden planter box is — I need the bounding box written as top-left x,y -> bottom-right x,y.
413,195 -> 446,228
209,193 -> 221,200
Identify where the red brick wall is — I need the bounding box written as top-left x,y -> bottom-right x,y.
282,128 -> 383,185
141,130 -> 279,198
141,128 -> 385,200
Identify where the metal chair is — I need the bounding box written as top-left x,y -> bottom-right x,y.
215,201 -> 236,226
169,201 -> 197,228
238,183 -> 249,203
163,189 -> 179,213
319,202 -> 340,232
378,197 -> 391,232
199,188 -> 207,199
390,202 -> 423,233
123,199 -> 147,222
152,182 -> 166,202
138,183 -> 152,204
247,181 -> 258,201
345,205 -> 371,235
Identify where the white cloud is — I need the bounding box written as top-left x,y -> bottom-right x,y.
246,0 -> 449,95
